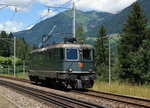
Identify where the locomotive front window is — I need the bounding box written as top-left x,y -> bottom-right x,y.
66,49 -> 78,60
82,49 -> 92,61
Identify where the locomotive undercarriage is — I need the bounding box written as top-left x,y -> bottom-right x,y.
29,73 -> 95,89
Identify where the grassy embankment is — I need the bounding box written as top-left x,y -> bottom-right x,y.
92,81 -> 150,99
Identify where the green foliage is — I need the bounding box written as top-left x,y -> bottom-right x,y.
94,25 -> 109,81
76,24 -> 86,44
16,37 -> 31,61
96,63 -> 109,81
117,1 -> 150,84
0,56 -> 21,65
129,40 -> 150,84
32,44 -> 38,50
0,31 -> 11,57
0,31 -> 31,64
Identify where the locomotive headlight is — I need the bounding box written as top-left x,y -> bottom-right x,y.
88,69 -> 93,72
68,68 -> 73,72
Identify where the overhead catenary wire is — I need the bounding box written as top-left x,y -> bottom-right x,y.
25,0 -> 73,29
10,7 -> 18,21
0,3 -> 18,21
51,7 -> 73,18
0,5 -> 8,10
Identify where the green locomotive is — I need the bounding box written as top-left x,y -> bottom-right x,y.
29,38 -> 96,89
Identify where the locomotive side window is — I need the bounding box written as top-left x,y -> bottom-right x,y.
82,49 -> 92,61
48,52 -> 51,58
60,48 -> 64,59
66,49 -> 78,60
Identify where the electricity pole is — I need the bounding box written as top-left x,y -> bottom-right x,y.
23,60 -> 25,77
109,35 -> 111,85
14,37 -> 16,77
72,2 -> 75,38
0,63 -> 1,74
46,2 -> 76,38
101,35 -> 111,84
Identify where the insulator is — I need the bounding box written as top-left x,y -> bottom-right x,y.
15,7 -> 17,12
48,8 -> 50,13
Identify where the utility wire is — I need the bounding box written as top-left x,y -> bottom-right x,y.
10,6 -> 18,21
25,0 -> 73,44
25,0 -> 72,29
0,5 -> 8,10
10,11 -> 16,21
52,7 -> 73,18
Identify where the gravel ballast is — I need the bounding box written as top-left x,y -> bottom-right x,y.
0,94 -> 17,108
0,77 -> 130,108
0,84 -> 50,108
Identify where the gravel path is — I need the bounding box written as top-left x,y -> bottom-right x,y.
0,77 -> 131,108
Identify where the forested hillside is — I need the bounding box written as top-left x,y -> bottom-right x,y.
87,0 -> 150,37
14,0 -> 150,45
14,10 -> 111,45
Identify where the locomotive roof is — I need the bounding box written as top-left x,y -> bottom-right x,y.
30,43 -> 93,54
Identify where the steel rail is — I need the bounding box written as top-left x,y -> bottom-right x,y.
0,79 -> 104,108
72,90 -> 150,108
1,75 -> 150,107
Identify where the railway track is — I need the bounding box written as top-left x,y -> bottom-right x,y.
0,78 -> 104,108
1,75 -> 150,107
71,90 -> 150,107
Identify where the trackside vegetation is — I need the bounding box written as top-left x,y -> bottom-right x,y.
93,1 -> 150,97
94,1 -> 150,85
92,82 -> 150,98
0,31 -> 31,76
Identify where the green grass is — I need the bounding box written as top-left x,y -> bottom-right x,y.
0,72 -> 29,79
92,81 -> 150,98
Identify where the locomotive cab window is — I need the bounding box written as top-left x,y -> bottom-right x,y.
66,48 -> 78,60
82,49 -> 92,61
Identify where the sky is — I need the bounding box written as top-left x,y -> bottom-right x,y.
0,0 -> 137,32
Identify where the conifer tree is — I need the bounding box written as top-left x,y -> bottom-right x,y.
94,25 -> 109,81
76,24 -> 86,44
117,1 -> 149,83
32,44 -> 38,50
0,31 -> 10,57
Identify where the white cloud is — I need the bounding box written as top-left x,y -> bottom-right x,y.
76,0 -> 137,13
39,9 -> 57,18
0,0 -> 34,12
0,24 -> 3,30
0,21 -> 24,32
1,0 -> 137,13
37,0 -> 137,13
37,0 -> 68,6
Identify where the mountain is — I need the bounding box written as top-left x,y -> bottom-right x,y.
14,0 -> 150,45
14,10 -> 111,45
87,0 -> 150,37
